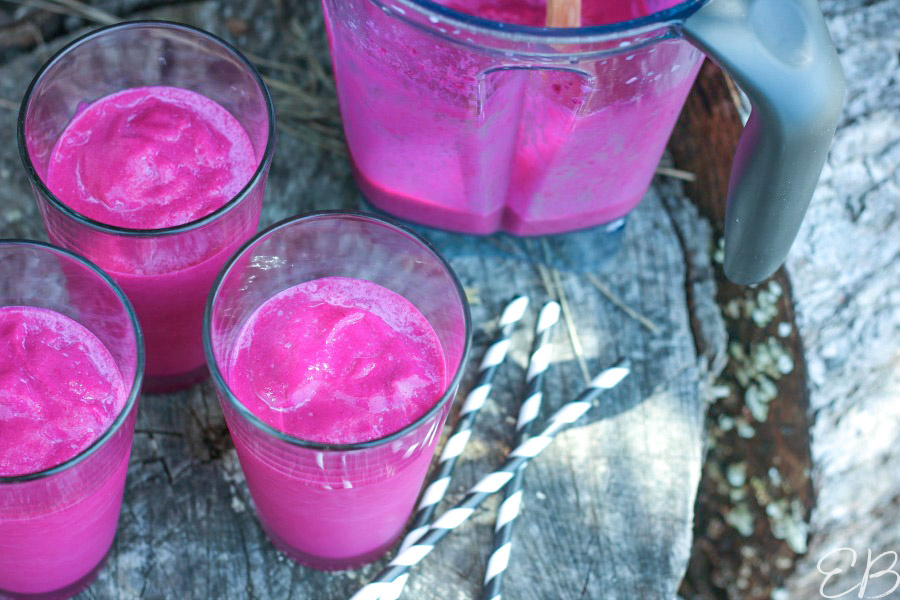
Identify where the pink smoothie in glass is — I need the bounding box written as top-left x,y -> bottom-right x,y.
228,277 -> 446,444
325,0 -> 701,234
225,277 -> 447,566
43,86 -> 259,388
0,306 -> 129,596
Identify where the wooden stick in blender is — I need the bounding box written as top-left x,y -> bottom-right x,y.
545,0 -> 581,27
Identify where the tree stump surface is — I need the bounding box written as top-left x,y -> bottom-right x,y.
671,1 -> 899,596
784,1 -> 900,597
0,2 -> 724,598
0,0 -> 894,598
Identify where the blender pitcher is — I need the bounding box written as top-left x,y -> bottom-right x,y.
322,0 -> 844,284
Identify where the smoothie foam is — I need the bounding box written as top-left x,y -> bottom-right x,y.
46,86 -> 257,229
227,277 -> 446,444
0,306 -> 126,476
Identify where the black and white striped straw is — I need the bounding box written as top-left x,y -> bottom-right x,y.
350,360 -> 632,600
380,295 -> 530,600
482,301 -> 560,600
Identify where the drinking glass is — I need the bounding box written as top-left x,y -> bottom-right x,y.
205,212 -> 471,569
0,240 -> 143,598
19,21 -> 275,392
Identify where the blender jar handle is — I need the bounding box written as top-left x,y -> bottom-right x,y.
682,0 -> 845,284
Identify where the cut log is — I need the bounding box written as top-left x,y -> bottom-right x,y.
784,0 -> 900,597
0,0 -> 755,598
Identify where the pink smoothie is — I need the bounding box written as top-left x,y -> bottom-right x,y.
43,86 -> 261,389
325,0 -> 702,234
228,277 -> 446,444
0,306 -> 126,475
46,86 -> 257,229
0,306 -> 131,596
224,277 -> 449,567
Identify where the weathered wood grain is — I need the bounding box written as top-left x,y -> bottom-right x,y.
0,1 -> 724,598
784,0 -> 900,597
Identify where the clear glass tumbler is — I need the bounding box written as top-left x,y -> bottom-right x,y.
205,212 -> 471,570
0,240 -> 144,598
19,21 -> 275,393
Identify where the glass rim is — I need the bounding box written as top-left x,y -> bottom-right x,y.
381,0 -> 705,43
0,239 -> 145,483
204,211 -> 474,452
16,20 -> 276,238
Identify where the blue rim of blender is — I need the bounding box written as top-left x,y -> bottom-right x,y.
204,211 -> 474,452
379,0 -> 705,43
16,20 -> 276,238
0,239 -> 145,484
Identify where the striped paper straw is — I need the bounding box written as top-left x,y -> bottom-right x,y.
483,301 -> 560,600
350,360 -> 632,600
380,295 -> 530,600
